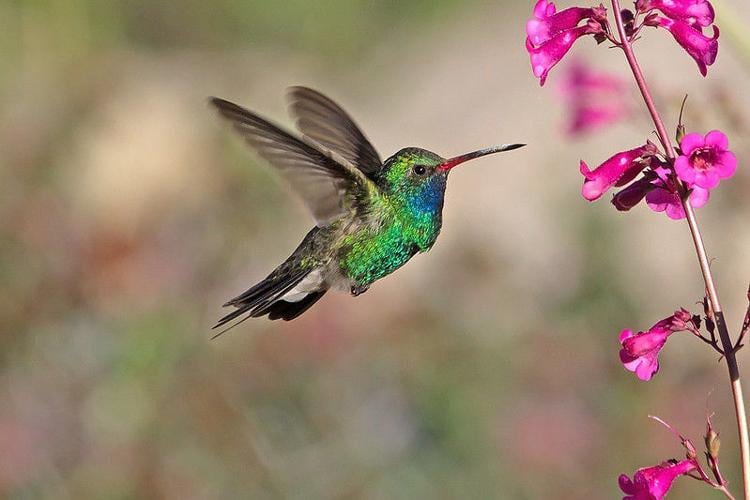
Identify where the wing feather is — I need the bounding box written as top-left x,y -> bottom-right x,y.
287,86 -> 382,177
210,97 -> 377,226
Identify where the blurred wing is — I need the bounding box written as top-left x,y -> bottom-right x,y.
287,86 -> 383,177
211,97 -> 376,227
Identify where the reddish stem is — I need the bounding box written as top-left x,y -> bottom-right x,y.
609,1 -> 750,498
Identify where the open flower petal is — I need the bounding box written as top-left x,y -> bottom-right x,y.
675,129 -> 736,189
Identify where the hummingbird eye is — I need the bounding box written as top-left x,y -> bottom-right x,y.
412,165 -> 427,176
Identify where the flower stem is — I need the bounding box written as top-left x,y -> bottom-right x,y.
609,0 -> 750,497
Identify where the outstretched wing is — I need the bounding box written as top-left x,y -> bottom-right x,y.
211,97 -> 377,227
287,86 -> 382,178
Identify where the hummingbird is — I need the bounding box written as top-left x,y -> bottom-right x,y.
211,87 -> 524,332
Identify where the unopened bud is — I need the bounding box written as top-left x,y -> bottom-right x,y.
592,4 -> 608,22
671,308 -> 692,331
705,429 -> 721,459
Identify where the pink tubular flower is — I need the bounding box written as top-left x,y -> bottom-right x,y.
637,0 -> 715,28
525,0 -> 604,85
654,17 -> 719,76
527,26 -> 594,86
619,313 -> 687,381
580,144 -> 655,201
674,130 -> 737,189
619,459 -> 698,499
526,0 -> 594,46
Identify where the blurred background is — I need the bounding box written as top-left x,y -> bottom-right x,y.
2,1 -> 750,498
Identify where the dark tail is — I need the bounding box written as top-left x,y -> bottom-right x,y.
213,268 -> 328,337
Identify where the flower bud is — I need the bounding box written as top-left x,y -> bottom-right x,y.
705,430 -> 721,459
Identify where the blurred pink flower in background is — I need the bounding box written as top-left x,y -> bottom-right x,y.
558,61 -> 630,136
619,459 -> 698,499
674,130 -> 737,189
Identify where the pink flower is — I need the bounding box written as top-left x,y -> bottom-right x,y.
653,17 -> 719,76
674,130 -> 737,189
619,313 -> 687,380
527,26 -> 595,86
619,459 -> 698,499
525,0 -> 604,85
558,61 -> 629,136
526,0 -> 594,46
645,184 -> 709,219
580,145 -> 655,201
637,0 -> 715,28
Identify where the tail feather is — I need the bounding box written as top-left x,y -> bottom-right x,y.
213,269 -> 310,332
261,291 -> 327,321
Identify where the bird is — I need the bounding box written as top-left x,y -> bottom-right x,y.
210,87 -> 524,333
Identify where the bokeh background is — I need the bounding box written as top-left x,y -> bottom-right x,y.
2,1 -> 750,498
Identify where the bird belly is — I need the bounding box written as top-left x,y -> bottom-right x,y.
337,225 -> 419,287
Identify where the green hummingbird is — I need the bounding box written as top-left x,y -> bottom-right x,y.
211,87 -> 523,332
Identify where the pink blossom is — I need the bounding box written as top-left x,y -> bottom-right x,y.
526,0 -> 594,46
645,184 -> 710,219
580,145 -> 655,201
619,313 -> 687,381
527,26 -> 595,86
637,0 -> 715,28
654,17 -> 719,76
619,459 -> 698,499
674,130 -> 737,189
525,0 -> 604,85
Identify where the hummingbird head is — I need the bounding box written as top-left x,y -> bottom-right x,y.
376,144 -> 525,215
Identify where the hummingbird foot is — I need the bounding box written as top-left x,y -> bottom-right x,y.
350,284 -> 370,297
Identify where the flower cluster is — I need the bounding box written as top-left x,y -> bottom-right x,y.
525,0 -> 720,85
638,0 -> 719,76
579,129 -> 734,219
525,1 -> 745,497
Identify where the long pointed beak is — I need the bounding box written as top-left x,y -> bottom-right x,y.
436,144 -> 525,172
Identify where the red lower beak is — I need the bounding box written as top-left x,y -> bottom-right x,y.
436,144 -> 525,172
